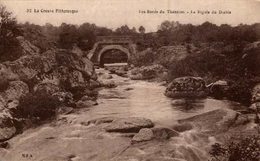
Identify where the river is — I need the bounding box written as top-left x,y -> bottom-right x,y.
0,68 -> 247,161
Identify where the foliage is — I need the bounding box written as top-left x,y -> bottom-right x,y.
209,135 -> 260,161
16,17 -> 260,54
141,21 -> 260,49
168,48 -> 226,79
226,78 -> 255,105
0,5 -> 22,62
138,26 -> 145,34
21,22 -> 56,52
130,48 -> 154,66
115,25 -> 137,35
16,92 -> 62,121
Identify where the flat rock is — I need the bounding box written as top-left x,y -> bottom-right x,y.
75,100 -> 98,108
100,80 -> 117,88
87,117 -> 116,125
152,127 -> 179,139
104,117 -> 154,133
172,123 -> 193,132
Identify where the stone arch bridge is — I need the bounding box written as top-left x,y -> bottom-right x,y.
88,36 -> 137,67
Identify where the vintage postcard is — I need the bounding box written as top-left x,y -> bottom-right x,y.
0,0 -> 259,161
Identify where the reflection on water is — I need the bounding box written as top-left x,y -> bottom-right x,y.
171,99 -> 205,112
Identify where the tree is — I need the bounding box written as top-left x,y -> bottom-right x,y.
115,25 -> 133,35
0,5 -> 22,62
77,23 -> 97,50
58,23 -> 78,49
138,26 -> 145,34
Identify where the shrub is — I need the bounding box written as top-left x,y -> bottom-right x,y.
130,48 -> 154,66
209,135 -> 260,161
226,78 -> 255,105
16,92 -> 62,121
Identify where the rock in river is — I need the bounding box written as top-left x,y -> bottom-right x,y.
104,117 -> 154,133
165,76 -> 207,98
131,127 -> 179,143
131,128 -> 154,143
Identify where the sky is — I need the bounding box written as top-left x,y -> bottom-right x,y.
1,0 -> 260,32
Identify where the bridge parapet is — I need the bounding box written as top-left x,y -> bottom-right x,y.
96,36 -> 133,42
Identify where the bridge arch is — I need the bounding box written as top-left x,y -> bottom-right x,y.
97,45 -> 130,66
88,36 -> 137,66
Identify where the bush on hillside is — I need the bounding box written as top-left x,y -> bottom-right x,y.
16,92 -> 62,122
209,135 -> 260,161
130,48 -> 155,66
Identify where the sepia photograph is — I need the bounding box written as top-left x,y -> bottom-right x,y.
0,0 -> 260,161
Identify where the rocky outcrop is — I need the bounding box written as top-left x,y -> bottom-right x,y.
16,36 -> 40,56
0,64 -> 19,89
33,82 -> 60,95
130,64 -> 167,80
165,76 -> 207,98
0,81 -> 29,142
0,37 -> 98,142
0,109 -> 16,142
2,81 -> 29,102
0,81 -> 29,111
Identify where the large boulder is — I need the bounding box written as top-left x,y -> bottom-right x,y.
16,36 -> 40,56
33,82 -> 60,95
56,49 -> 96,81
0,81 -> 29,113
178,108 -> 250,135
0,64 -> 19,89
165,76 -> 207,98
104,117 -> 154,133
3,55 -> 41,82
131,128 -> 154,143
0,110 -> 16,142
1,81 -> 29,102
2,47 -> 96,90
131,127 -> 179,143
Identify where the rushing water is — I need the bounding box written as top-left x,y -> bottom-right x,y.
0,68 -> 247,161
89,68 -> 242,127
